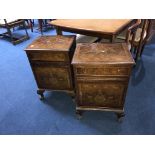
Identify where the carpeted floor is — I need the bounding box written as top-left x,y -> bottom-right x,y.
0,21 -> 155,135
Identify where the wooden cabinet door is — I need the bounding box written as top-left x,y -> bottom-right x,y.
76,78 -> 128,109
32,63 -> 73,90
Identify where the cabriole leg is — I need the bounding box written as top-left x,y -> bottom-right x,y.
37,89 -> 45,100
76,110 -> 83,120
116,112 -> 125,122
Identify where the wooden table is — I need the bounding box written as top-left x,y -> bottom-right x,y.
50,19 -> 134,42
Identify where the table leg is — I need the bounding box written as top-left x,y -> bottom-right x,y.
110,35 -> 115,43
55,27 -> 62,35
38,19 -> 43,35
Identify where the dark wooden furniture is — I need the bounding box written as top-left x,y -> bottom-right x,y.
50,19 -> 134,42
38,19 -> 54,35
117,19 -> 154,62
25,19 -> 34,32
0,19 -> 29,45
25,35 -> 76,99
136,19 -> 154,59
72,43 -> 135,121
121,19 -> 153,61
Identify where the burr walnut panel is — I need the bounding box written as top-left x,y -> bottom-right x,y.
33,64 -> 72,90
77,80 -> 127,108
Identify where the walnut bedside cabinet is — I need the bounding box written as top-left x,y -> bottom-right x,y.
25,35 -> 76,100
72,43 -> 135,121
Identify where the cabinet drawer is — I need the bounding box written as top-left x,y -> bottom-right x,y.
28,51 -> 69,62
32,63 -> 73,90
75,66 -> 131,77
77,80 -> 127,108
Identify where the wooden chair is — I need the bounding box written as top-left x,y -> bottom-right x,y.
0,19 -> 29,45
25,19 -> 34,32
126,19 -> 154,61
38,19 -> 54,35
116,19 -> 154,62
137,19 -> 154,58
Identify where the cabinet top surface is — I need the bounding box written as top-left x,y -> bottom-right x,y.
72,43 -> 135,65
25,35 -> 75,51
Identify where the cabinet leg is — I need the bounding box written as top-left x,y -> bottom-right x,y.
71,96 -> 76,103
67,91 -> 75,102
116,112 -> 125,122
67,91 -> 75,98
37,89 -> 45,100
71,93 -> 75,98
76,110 -> 83,120
55,27 -> 62,35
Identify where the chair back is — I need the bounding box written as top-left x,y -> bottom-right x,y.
126,19 -> 141,52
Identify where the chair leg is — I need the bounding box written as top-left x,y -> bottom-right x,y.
135,42 -> 146,61
29,19 -> 34,32
139,43 -> 146,57
32,19 -> 34,25
23,21 -> 29,38
25,20 -> 33,32
6,27 -> 14,45
38,19 -> 43,35
135,44 -> 142,62
133,46 -> 137,54
130,45 -> 135,54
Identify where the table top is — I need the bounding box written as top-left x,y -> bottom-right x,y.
51,19 -> 133,35
72,43 -> 135,65
25,35 -> 75,51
